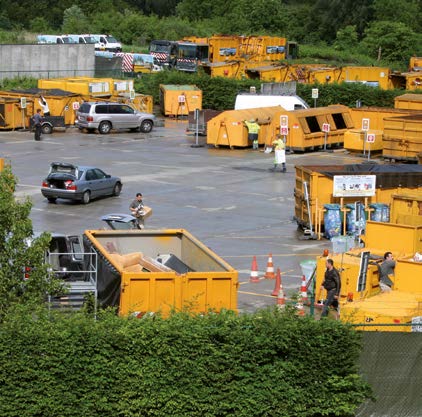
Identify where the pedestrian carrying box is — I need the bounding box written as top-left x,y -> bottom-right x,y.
83,229 -> 238,317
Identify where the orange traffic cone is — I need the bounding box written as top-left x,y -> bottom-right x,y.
264,253 -> 275,279
249,256 -> 260,283
300,275 -> 308,304
277,284 -> 285,308
271,268 -> 282,296
296,292 -> 305,316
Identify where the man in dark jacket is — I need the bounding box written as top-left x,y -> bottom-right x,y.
320,258 -> 341,318
32,109 -> 43,141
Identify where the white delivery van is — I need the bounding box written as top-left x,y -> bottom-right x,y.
37,35 -> 76,44
234,94 -> 309,111
65,34 -> 97,45
91,34 -> 122,52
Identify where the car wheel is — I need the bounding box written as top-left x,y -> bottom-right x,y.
42,124 -> 53,134
98,121 -> 112,134
140,120 -> 153,133
82,191 -> 91,204
47,197 -> 57,203
113,182 -> 122,196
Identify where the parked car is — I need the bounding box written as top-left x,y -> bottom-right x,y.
41,162 -> 122,204
76,102 -> 155,134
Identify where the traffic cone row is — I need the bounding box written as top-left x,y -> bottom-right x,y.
248,256 -> 310,317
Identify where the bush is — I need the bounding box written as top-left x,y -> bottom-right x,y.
0,306 -> 372,417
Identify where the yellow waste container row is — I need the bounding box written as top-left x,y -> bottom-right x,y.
84,229 -> 238,317
159,84 -> 202,117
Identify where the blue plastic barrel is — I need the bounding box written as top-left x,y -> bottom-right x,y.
324,204 -> 342,239
370,203 -> 390,222
346,203 -> 366,234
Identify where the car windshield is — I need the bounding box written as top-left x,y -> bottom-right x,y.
106,36 -> 118,43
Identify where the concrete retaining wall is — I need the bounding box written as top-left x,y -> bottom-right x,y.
0,44 -> 95,80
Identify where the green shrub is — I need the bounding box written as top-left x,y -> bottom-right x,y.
0,306 -> 371,417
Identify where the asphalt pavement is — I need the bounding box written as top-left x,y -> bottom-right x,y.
0,119 -> 365,313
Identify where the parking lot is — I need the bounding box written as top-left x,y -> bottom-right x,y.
0,119 -> 365,313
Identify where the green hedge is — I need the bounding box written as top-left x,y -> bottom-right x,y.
0,306 -> 371,417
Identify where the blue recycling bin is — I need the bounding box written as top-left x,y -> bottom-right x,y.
324,204 -> 342,239
346,203 -> 366,234
370,203 -> 390,222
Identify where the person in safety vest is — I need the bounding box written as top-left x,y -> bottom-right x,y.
271,134 -> 287,172
243,118 -> 260,150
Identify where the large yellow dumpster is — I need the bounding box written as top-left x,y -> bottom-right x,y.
394,93 -> 422,111
383,114 -> 422,162
84,229 -> 238,317
349,107 -> 413,131
206,106 -> 282,148
339,66 -> 391,90
389,192 -> 422,226
0,96 -> 30,130
341,291 -> 422,332
244,64 -> 289,82
285,105 -> 352,151
343,129 -> 383,153
202,61 -> 245,79
159,84 -> 202,117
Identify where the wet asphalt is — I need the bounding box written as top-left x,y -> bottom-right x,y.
0,118 -> 365,313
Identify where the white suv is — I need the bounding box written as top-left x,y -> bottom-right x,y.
76,102 -> 155,134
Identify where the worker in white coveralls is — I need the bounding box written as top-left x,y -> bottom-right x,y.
271,134 -> 287,172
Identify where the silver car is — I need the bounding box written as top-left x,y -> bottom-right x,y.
41,162 -> 122,204
76,102 -> 155,134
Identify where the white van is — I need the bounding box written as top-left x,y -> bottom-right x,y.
65,34 -> 97,45
37,35 -> 76,44
234,94 -> 310,111
90,34 -> 122,52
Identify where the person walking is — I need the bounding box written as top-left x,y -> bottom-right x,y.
129,193 -> 145,229
320,258 -> 341,318
243,118 -> 260,150
378,251 -> 395,292
32,109 -> 43,141
38,95 -> 50,116
271,134 -> 287,172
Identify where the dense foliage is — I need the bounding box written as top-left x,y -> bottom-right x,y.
0,0 -> 421,66
0,306 -> 372,417
0,165 -> 63,320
